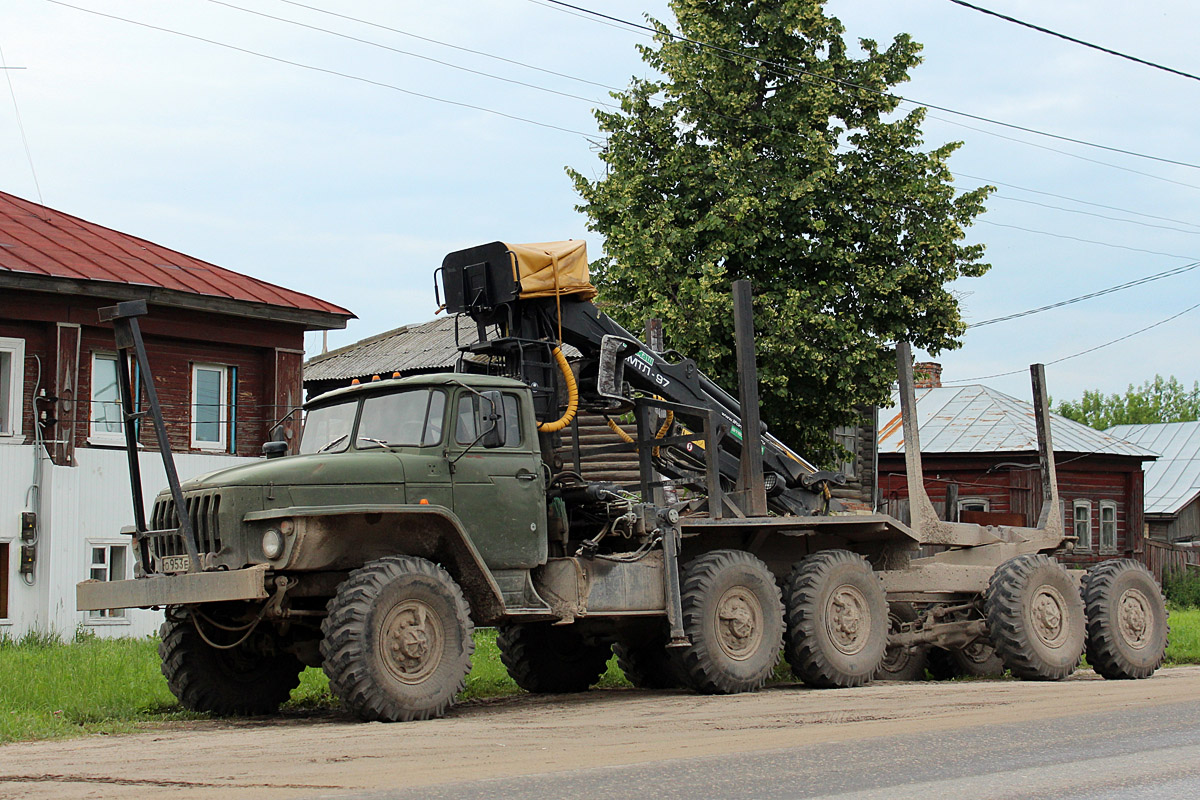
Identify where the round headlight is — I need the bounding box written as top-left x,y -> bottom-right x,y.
262,528 -> 285,560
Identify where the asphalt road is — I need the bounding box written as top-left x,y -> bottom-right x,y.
3,666 -> 1199,800
361,699 -> 1200,800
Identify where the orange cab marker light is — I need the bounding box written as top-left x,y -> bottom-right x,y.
372,375 -> 381,381
419,498 -> 430,505
393,372 -> 401,378
351,378 -> 361,385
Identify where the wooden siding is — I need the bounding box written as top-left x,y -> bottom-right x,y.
878,452 -> 1146,566
1143,538 -> 1200,583
1,288 -> 307,459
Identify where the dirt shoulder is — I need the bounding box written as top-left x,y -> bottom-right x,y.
2,665 -> 1198,800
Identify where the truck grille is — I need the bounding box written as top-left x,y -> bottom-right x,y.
149,492 -> 223,558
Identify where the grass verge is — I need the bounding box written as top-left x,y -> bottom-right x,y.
2,609 -> 1197,745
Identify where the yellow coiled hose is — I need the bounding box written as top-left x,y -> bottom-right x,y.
537,346 -> 579,433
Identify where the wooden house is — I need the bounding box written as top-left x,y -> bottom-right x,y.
0,190 -> 352,636
876,369 -> 1157,567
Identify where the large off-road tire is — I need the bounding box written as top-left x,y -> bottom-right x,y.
495,622 -> 612,693
985,554 -> 1085,681
1082,559 -> 1169,680
159,610 -> 303,716
785,550 -> 888,688
875,602 -> 928,681
672,549 -> 784,694
613,624 -> 687,690
321,556 -> 474,722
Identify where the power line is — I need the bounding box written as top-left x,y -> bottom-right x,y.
976,220 -> 1199,261
956,172 -> 1200,231
946,300 -> 1200,383
924,111 -> 1200,193
536,0 -> 1200,171
969,261 -> 1200,328
946,0 -> 1200,84
43,0 -> 597,139
986,193 -> 1200,236
1,39 -> 43,207
203,0 -> 619,110
273,0 -> 621,91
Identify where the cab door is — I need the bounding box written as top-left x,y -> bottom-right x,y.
449,390 -> 547,569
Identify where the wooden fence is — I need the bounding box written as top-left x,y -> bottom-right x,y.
1143,538 -> 1200,583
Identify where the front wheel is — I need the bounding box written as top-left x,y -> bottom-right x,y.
1082,559 -> 1169,680
321,556 -> 475,722
985,554 -> 1085,681
785,550 -> 888,688
159,608 -> 303,716
875,602 -> 928,681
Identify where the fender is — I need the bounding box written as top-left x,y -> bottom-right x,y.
245,504 -> 508,624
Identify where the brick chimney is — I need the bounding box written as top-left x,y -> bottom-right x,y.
914,361 -> 942,389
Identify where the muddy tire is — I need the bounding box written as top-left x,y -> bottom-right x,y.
985,554 -> 1085,681
614,624 -> 687,690
321,556 -> 474,722
875,602 -> 928,681
950,638 -> 1006,677
673,550 -> 784,694
159,610 -> 303,716
785,550 -> 888,688
1082,559 -> 1169,680
496,623 -> 611,693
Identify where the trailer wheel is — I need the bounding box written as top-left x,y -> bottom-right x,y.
673,549 -> 784,694
785,550 -> 888,688
159,609 -> 303,716
875,602 -> 928,681
496,622 -> 612,693
321,556 -> 474,722
614,624 -> 687,689
985,554 -> 1085,681
1082,559 -> 1168,680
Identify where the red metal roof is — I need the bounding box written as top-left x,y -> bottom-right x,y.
0,190 -> 353,318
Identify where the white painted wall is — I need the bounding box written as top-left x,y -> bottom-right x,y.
0,445 -> 251,638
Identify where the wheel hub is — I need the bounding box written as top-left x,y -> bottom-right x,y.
379,599 -> 444,684
716,586 -> 763,661
826,585 -> 871,656
1117,588 -> 1151,649
1029,586 -> 1068,648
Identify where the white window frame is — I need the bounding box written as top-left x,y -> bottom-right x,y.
0,336 -> 25,443
88,352 -> 126,446
1073,500 -> 1093,550
957,497 -> 991,514
1099,500 -> 1118,554
85,541 -> 131,624
190,364 -> 228,451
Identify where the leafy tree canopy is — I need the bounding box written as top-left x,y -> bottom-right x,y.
569,0 -> 991,462
1056,375 -> 1200,430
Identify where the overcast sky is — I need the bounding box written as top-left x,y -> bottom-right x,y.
3,0 -> 1199,407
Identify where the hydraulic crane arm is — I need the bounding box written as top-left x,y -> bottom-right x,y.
437,241 -> 836,514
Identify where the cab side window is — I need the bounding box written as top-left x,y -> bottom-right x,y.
455,393 -> 522,447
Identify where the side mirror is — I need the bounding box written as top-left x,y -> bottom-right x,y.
262,441 -> 289,459
479,390 -> 507,449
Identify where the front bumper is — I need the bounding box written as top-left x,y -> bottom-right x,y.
76,564 -> 270,610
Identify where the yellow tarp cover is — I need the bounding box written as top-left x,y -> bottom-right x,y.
505,240 -> 597,302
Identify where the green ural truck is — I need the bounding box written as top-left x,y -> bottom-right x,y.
78,240 -> 1170,722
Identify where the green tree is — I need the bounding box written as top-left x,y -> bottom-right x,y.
1056,375 -> 1200,430
569,0 -> 991,462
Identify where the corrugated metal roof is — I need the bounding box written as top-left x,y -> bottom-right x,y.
1107,421 -> 1200,515
304,315 -> 584,382
0,190 -> 352,317
877,385 -> 1157,458
304,316 -> 469,381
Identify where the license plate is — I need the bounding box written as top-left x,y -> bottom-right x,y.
159,555 -> 191,573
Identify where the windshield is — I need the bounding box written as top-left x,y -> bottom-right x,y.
299,400 -> 357,455
358,389 -> 446,448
